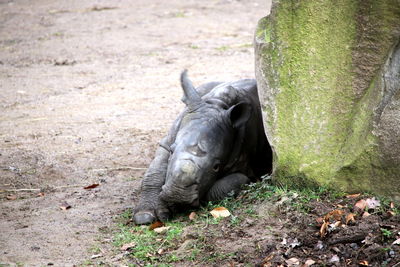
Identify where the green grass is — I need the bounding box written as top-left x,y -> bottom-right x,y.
113,210 -> 185,264
112,179 -> 378,265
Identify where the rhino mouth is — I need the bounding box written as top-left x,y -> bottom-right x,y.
159,183 -> 199,207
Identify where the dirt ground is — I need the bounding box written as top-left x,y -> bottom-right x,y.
0,0 -> 271,265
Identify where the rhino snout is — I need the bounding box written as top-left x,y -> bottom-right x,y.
160,183 -> 199,206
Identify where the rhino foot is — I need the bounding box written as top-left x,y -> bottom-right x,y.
133,211 -> 156,225
206,173 -> 250,202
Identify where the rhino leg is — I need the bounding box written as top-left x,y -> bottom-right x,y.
205,173 -> 250,202
133,138 -> 171,224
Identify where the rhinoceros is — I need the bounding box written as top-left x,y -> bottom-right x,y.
133,70 -> 272,224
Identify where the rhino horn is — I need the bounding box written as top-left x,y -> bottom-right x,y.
180,70 -> 201,106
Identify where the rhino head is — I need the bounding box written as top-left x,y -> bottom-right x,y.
159,70 -> 252,207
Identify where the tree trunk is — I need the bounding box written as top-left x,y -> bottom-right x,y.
255,0 -> 400,200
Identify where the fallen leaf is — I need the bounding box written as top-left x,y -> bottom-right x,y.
157,248 -> 164,255
285,257 -> 300,266
329,255 -> 340,263
210,207 -> 231,218
345,213 -> 356,225
262,253 -> 274,264
6,195 -> 17,200
387,211 -> 395,217
393,238 -> 400,245
302,259 -> 316,267
189,211 -> 197,221
315,241 -> 324,250
324,210 -> 343,222
354,199 -> 367,212
362,211 -> 371,218
359,260 -> 369,266
153,226 -> 171,234
149,221 -> 164,230
315,217 -> 324,226
37,192 -> 45,197
84,183 -> 100,190
59,201 -> 71,210
120,242 -> 136,251
333,221 -> 342,228
346,193 -> 361,198
390,202 -> 395,209
320,221 -> 329,238
365,197 -> 380,209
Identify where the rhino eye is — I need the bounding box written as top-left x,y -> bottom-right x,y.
212,163 -> 220,172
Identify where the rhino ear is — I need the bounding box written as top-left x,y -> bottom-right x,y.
228,102 -> 252,129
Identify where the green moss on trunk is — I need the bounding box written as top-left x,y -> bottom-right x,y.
255,0 -> 400,199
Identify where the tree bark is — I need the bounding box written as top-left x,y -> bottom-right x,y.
255,0 -> 400,200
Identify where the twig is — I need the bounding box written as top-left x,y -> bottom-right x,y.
1,188 -> 41,192
1,184 -> 88,193
90,167 -> 146,172
328,233 -> 366,245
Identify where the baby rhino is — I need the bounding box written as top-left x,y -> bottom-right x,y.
133,70 -> 272,224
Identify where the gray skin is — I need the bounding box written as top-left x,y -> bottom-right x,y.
133,70 -> 272,224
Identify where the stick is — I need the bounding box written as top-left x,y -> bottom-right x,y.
90,167 -> 146,172
1,188 -> 41,192
1,184 -> 87,193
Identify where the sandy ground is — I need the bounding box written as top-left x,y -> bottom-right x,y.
0,0 -> 271,265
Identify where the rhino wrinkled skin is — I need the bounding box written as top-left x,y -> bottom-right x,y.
133,71 -> 272,224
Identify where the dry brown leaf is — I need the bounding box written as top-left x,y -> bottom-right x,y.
387,211 -> 396,217
320,221 -> 329,238
59,201 -> 71,210
189,211 -> 197,221
315,217 -> 324,226
359,260 -> 369,266
345,213 -> 356,225
153,226 -> 171,234
263,254 -> 274,264
120,242 -> 136,251
149,221 -> 164,230
354,199 -> 367,212
302,259 -> 316,267
346,193 -> 361,198
210,207 -> 231,218
84,183 -> 100,190
6,195 -> 17,200
157,248 -> 164,255
324,209 -> 343,222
